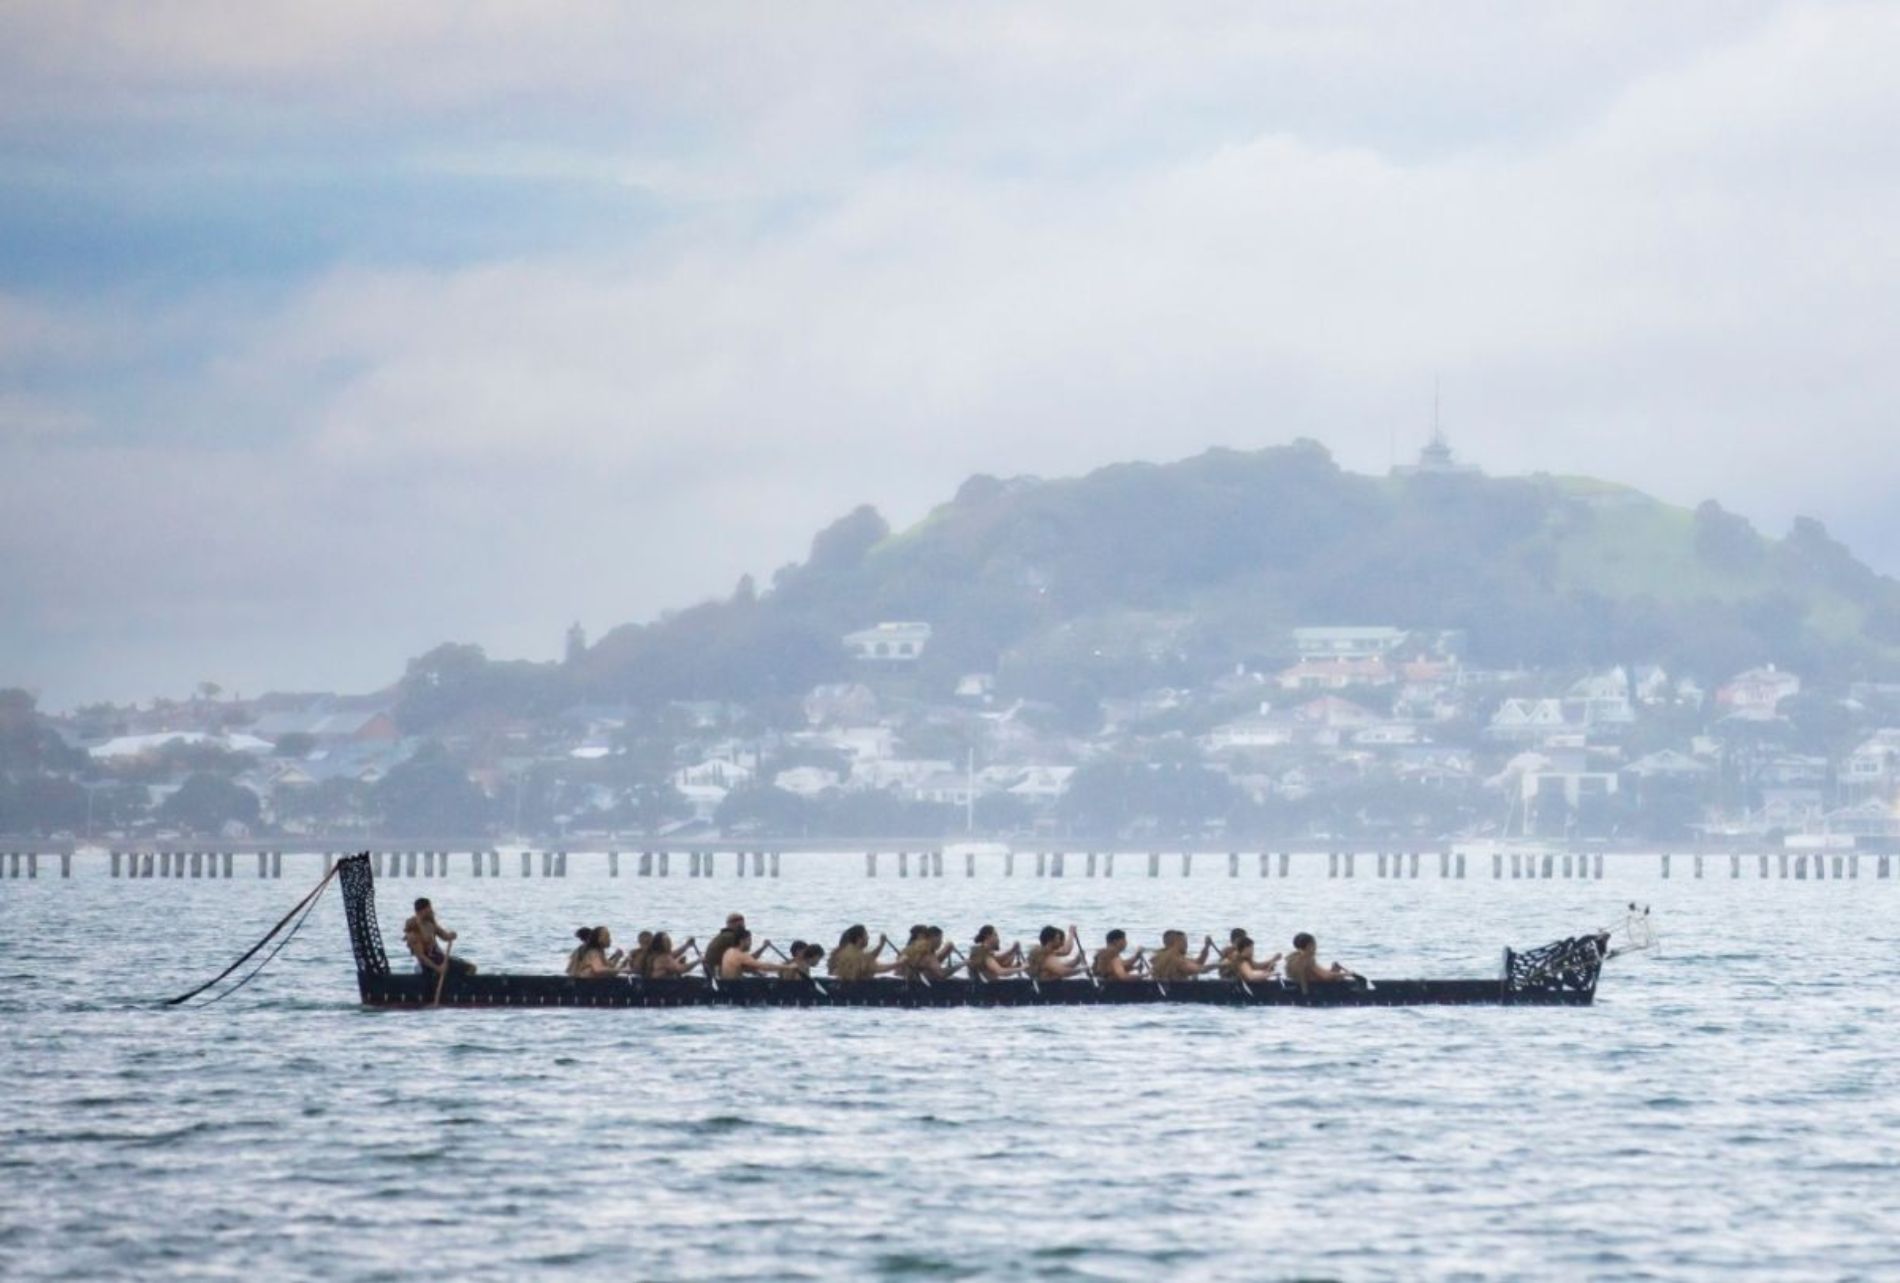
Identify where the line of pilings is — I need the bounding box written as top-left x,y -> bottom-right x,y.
7,848 -> 1894,882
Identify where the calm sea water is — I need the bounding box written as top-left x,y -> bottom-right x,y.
4,853 -> 1899,1281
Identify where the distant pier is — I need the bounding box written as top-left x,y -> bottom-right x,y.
1,841 -> 1888,885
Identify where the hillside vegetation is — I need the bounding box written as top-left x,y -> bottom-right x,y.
402,442 -> 1900,727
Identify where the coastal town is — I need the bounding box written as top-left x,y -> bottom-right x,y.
7,618 -> 1899,851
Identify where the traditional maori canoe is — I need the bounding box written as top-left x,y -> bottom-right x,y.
337,854 -> 1623,1010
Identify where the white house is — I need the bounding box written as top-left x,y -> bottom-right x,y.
1294,696 -> 1379,729
805,725 -> 896,764
955,673 -> 996,701
844,621 -> 933,661
1565,668 -> 1636,726
1716,665 -> 1801,719
1843,730 -> 1900,801
1003,765 -> 1076,801
1204,710 -> 1297,752
1292,626 -> 1409,660
1493,750 -> 1620,808
1352,722 -> 1423,747
852,758 -> 954,791
1276,657 -> 1394,691
1623,749 -> 1711,781
672,757 -> 755,791
803,682 -> 879,726
89,731 -> 273,760
1819,799 -> 1900,839
773,766 -> 842,798
1487,698 -> 1575,742
913,771 -> 978,806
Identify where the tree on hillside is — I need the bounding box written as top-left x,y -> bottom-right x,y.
160,773 -> 261,835
716,783 -> 813,836
274,777 -> 373,831
0,688 -> 86,775
807,504 -> 889,572
1780,692 -> 1859,759
1693,501 -> 1764,572
1059,760 -> 1242,840
375,745 -> 490,836
0,776 -> 89,835
395,642 -> 565,734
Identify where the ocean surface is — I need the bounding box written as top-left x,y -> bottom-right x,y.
4,852 -> 1899,1281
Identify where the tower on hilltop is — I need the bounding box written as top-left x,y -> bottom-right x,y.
1392,382 -> 1481,477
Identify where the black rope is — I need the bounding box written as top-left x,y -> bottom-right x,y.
162,865 -> 338,1007
194,877 -> 332,1007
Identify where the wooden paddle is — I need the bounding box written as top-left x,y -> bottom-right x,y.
431,939 -> 454,1006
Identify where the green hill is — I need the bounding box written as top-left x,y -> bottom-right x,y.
403,442 -> 1900,727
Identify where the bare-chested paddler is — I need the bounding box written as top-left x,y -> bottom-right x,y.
896,924 -> 958,981
404,897 -> 476,977
1026,924 -> 1084,981
827,924 -> 899,981
1284,932 -> 1358,992
1091,929 -> 1144,982
964,925 -> 1024,980
1217,933 -> 1283,983
1146,930 -> 1216,982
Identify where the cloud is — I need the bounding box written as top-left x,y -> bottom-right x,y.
3,2 -> 1898,705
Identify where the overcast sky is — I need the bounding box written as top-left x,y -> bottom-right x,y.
3,2 -> 1897,708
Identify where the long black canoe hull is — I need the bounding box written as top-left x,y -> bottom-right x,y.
334,854 -> 1606,1011
360,973 -> 1595,1009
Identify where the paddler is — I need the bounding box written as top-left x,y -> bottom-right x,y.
637,932 -> 699,978
567,925 -> 618,978
619,930 -> 656,975
716,929 -> 792,980
1216,933 -> 1283,983
1025,924 -> 1084,981
1146,930 -> 1216,982
777,940 -> 826,980
702,912 -> 748,977
964,925 -> 1024,980
826,924 -> 898,981
403,897 -> 476,977
1090,929 -> 1144,981
895,924 -> 957,981
1284,932 -> 1358,992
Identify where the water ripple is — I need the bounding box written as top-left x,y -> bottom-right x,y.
5,863 -> 1900,1280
